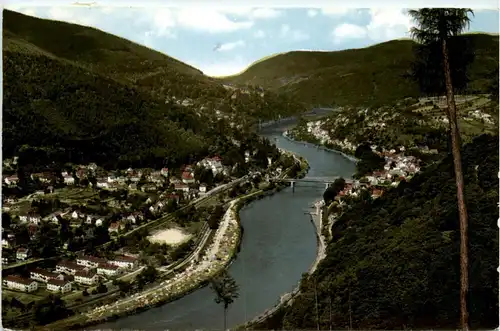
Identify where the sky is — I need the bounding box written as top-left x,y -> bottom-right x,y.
4,4 -> 499,77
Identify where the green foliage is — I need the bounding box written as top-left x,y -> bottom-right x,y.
354,144 -> 386,178
278,134 -> 499,330
224,34 -> 499,108
169,239 -> 194,261
210,270 -> 240,330
136,265 -> 159,289
408,37 -> 475,96
323,178 -> 346,204
33,295 -> 72,325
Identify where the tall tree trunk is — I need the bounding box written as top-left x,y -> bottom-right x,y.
442,37 -> 469,331
314,278 -> 320,331
329,294 -> 333,331
224,306 -> 227,331
348,285 -> 352,331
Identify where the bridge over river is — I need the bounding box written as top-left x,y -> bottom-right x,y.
271,176 -> 353,190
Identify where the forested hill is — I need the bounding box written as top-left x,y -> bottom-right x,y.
2,10 -> 304,169
223,33 -> 499,108
261,134 -> 499,330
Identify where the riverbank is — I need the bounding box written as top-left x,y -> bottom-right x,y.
47,198 -> 244,331
283,130 -> 359,163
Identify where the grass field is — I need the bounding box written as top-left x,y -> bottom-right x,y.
2,288 -> 47,304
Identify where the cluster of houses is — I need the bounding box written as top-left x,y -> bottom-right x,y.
294,120 -> 358,153
2,158 -> 232,259
3,157 -> 230,199
329,149 -> 423,209
366,148 -> 421,186
3,255 -> 138,294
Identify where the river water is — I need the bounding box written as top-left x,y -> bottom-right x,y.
93,121 -> 356,331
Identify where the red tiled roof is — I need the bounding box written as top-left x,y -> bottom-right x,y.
31,268 -> 59,278
113,255 -> 137,262
47,278 -> 70,287
109,222 -> 120,229
75,270 -> 97,278
78,256 -> 106,263
6,275 -> 36,285
57,260 -> 85,271
181,172 -> 193,179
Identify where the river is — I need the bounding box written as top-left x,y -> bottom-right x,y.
93,121 -> 356,331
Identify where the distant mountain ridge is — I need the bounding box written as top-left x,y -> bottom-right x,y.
222,34 -> 499,108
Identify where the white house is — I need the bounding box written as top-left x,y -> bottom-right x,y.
108,222 -> 124,233
181,172 -> 195,184
199,184 -> 207,193
56,260 -> 87,275
19,214 -> 28,223
63,175 -> 75,185
47,279 -> 72,293
97,263 -> 121,277
16,248 -> 30,260
75,270 -> 99,285
76,256 -> 106,268
29,214 -> 42,225
95,218 -> 103,227
160,168 -> 169,177
2,238 -> 11,248
96,180 -> 109,188
107,175 -> 117,183
4,275 -> 38,293
30,268 -> 63,283
4,175 -> 19,186
110,255 -> 138,269
50,211 -> 63,224
175,183 -> 190,192
71,211 -> 80,219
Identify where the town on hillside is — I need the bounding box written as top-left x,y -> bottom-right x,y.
1,145 -> 299,324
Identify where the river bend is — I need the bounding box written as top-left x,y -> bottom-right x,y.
93,122 -> 356,331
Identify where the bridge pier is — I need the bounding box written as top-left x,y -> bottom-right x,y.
291,180 -> 295,192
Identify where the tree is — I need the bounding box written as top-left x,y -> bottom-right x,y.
323,178 -> 346,205
33,295 -> 72,325
2,212 -> 12,228
210,271 -> 240,331
408,8 -> 473,330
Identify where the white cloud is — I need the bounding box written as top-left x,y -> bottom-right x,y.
251,8 -> 282,19
254,30 -> 266,38
321,8 -> 353,16
217,40 -> 246,52
175,9 -> 254,33
280,24 -> 310,42
332,23 -> 367,41
365,9 -> 413,40
307,9 -> 319,17
332,9 -> 414,43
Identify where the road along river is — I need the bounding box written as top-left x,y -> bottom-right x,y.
92,120 -> 356,331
